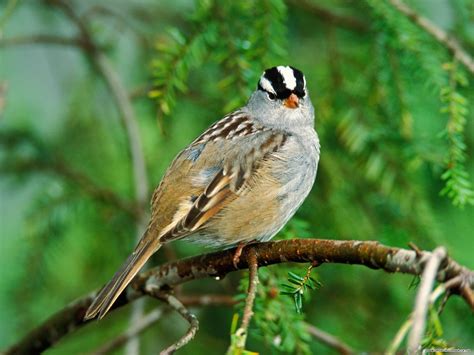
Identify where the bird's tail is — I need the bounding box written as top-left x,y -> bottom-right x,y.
84,236 -> 161,320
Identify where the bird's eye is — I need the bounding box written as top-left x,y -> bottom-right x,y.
267,92 -> 276,101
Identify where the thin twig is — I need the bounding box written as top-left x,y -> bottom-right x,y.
178,294 -> 236,307
0,82 -> 6,117
386,317 -> 413,355
80,4 -> 150,46
0,129 -> 138,216
91,309 -> 163,355
460,284 -> 474,309
288,0 -> 368,33
226,248 -> 259,353
240,249 -> 258,332
94,36 -> 149,355
1,157 -> 139,218
306,323 -> 354,355
389,0 -> 474,75
81,5 -> 140,33
387,271 -> 456,354
408,242 -> 423,257
6,239 -> 474,354
0,0 -> 19,28
44,2 -> 151,354
44,0 -> 149,211
4,1 -> 152,351
89,293 -> 233,355
129,84 -> 153,100
234,248 -> 259,350
93,53 -> 150,209
0,34 -> 89,48
149,291 -> 199,355
407,246 -> 447,353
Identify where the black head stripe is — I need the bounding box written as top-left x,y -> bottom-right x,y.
264,67 -> 288,99
258,66 -> 306,99
290,66 -> 306,98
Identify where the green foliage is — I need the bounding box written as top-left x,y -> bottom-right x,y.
280,265 -> 321,313
150,0 -> 287,119
421,306 -> 450,350
235,267 -> 312,354
365,0 -> 474,208
439,62 -> 474,206
227,314 -> 259,355
150,1 -> 218,118
408,275 -> 421,290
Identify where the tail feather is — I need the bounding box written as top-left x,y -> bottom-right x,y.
84,239 -> 161,320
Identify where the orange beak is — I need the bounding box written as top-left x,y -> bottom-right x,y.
283,93 -> 299,109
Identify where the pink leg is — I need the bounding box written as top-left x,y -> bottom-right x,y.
233,242 -> 246,269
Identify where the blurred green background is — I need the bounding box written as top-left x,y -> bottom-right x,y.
1,0 -> 473,354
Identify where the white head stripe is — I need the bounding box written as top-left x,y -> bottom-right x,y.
259,76 -> 276,95
277,66 -> 297,90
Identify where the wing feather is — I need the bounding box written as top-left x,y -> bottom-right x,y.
159,131 -> 288,243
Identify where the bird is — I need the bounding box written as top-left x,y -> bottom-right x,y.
84,65 -> 320,320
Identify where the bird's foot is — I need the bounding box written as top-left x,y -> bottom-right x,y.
233,242 -> 246,269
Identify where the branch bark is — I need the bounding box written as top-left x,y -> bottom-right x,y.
5,239 -> 473,354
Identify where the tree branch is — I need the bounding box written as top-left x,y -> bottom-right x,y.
388,0 -> 474,75
137,239 -> 474,294
4,239 -> 474,354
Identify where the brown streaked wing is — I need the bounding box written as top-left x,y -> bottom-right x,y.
148,111 -> 254,237
158,131 -> 289,243
159,169 -> 234,242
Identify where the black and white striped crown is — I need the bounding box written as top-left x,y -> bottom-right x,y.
257,66 -> 306,99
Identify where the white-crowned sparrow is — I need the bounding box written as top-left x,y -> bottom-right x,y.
84,65 -> 320,320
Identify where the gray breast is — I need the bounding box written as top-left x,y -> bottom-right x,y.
274,130 -> 320,221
